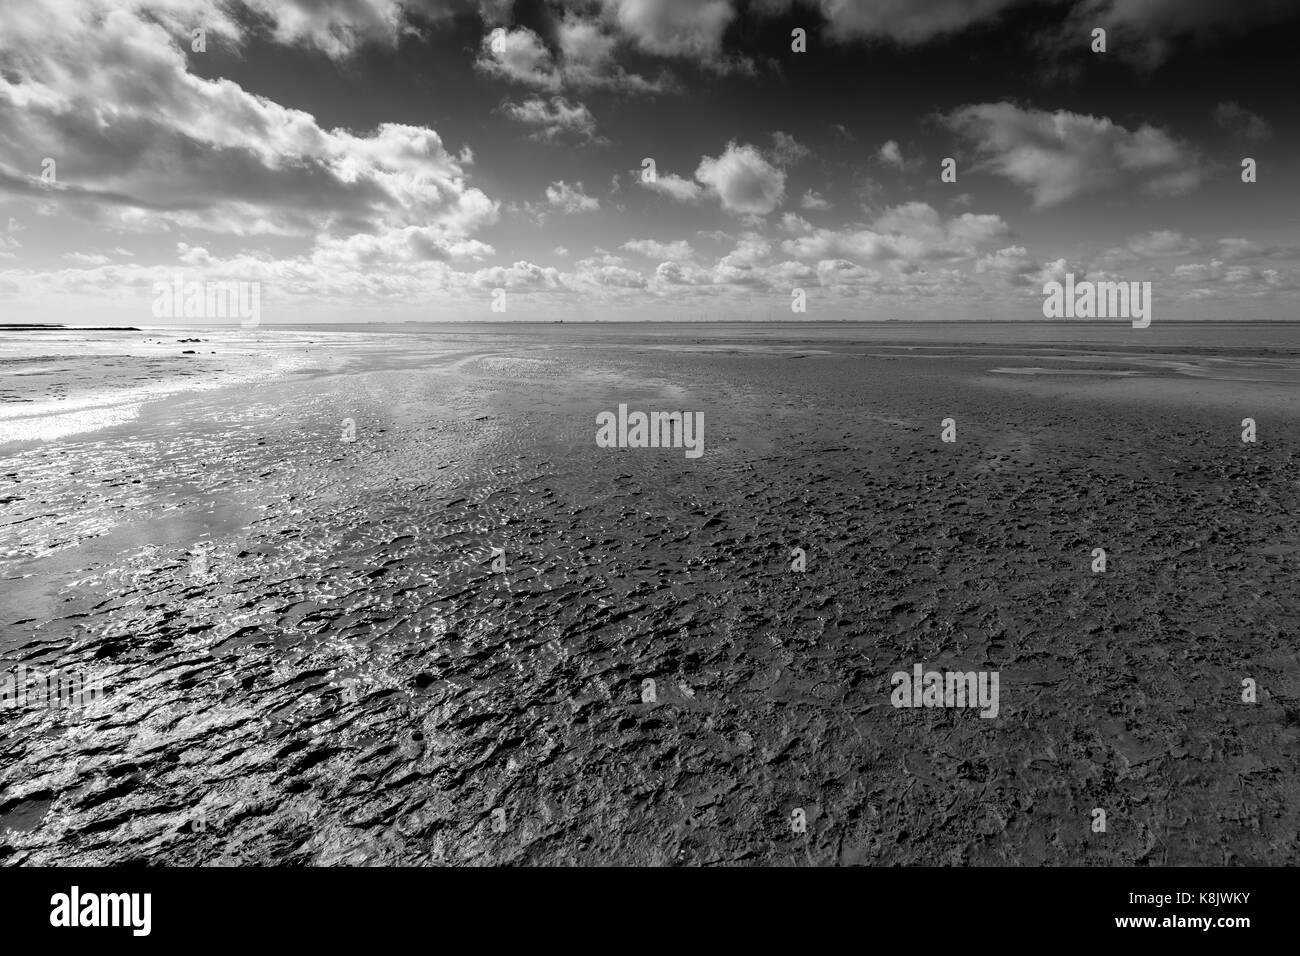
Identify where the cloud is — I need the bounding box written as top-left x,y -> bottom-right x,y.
502,97 -> 605,143
800,190 -> 832,211
1217,238 -> 1272,260
654,260 -> 713,286
55,0 -> 464,63
781,229 -> 891,263
560,14 -> 679,91
759,0 -> 1300,69
640,171 -> 705,203
545,181 -> 600,214
311,227 -> 494,266
941,102 -> 1202,206
7,1 -> 1290,323
477,27 -> 562,90
975,245 -> 1036,282
1036,257 -> 1085,287
781,201 -> 1009,264
763,0 -> 1028,44
1,217 -> 22,258
600,0 -> 741,64
947,212 -> 1012,246
1213,102 -> 1272,141
1127,230 -> 1201,258
770,131 -> 811,167
471,260 -> 566,290
878,139 -> 904,168
721,234 -> 772,266
234,0 -> 460,58
472,0 -> 1286,78
622,238 -> 694,260
695,142 -> 786,216
556,16 -> 619,71
975,246 -> 1102,294
477,20 -> 675,93
781,212 -> 814,233
873,202 -> 1009,251
573,254 -> 649,288
63,252 -> 111,265
0,1 -> 498,245
1171,258 -> 1290,293
712,234 -> 775,285
1066,0 -> 1300,67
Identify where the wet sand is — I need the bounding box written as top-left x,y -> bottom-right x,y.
2,322 -> 1299,865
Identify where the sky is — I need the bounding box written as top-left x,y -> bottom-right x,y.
0,0 -> 1297,324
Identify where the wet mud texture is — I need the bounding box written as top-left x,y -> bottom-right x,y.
3,343 -> 1299,865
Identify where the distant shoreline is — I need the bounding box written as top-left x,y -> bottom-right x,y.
3,320 -> 1299,330
0,324 -> 141,331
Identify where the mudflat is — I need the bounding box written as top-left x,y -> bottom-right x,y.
2,322 -> 1298,865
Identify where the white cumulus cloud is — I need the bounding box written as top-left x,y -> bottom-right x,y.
942,102 -> 1203,206
695,142 -> 786,216
545,181 -> 600,214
